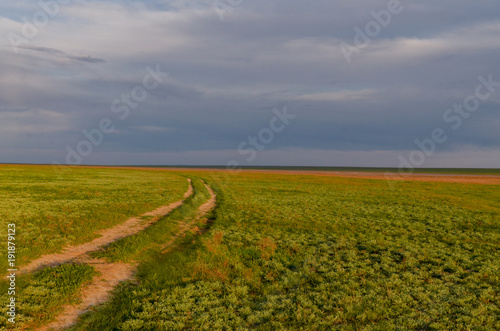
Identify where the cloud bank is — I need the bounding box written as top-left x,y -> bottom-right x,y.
0,0 -> 499,167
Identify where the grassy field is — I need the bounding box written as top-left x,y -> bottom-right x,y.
0,264 -> 95,328
0,165 -> 188,271
0,165 -> 190,329
144,165 -> 500,175
0,166 -> 499,330
73,170 -> 499,330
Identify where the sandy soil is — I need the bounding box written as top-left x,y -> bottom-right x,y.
197,181 -> 217,215
40,259 -> 135,331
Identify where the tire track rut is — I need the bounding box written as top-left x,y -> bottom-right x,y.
39,179 -> 216,331
21,179 -> 193,274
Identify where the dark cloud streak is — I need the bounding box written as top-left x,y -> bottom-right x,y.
18,45 -> 106,64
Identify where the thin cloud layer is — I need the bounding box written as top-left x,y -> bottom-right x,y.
0,0 -> 499,167
18,45 -> 106,63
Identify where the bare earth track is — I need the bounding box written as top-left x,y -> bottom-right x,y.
39,260 -> 136,331
38,180 -> 216,331
162,180 -> 216,254
21,179 -> 193,274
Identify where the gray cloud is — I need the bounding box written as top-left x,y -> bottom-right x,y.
0,0 -> 499,167
18,45 -> 106,63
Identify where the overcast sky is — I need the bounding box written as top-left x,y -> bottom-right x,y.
1,0 -> 499,167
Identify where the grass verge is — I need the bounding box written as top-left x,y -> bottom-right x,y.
0,264 -> 95,330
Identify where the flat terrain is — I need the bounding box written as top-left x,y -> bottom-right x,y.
0,165 -> 189,271
0,165 -> 498,330
171,168 -> 500,185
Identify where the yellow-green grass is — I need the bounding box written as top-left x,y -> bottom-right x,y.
90,177 -> 212,263
0,165 -> 188,271
0,173 -> 211,330
0,263 -> 95,329
1,166 -> 498,330
72,171 -> 500,330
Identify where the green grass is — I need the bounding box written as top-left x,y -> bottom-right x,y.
68,178 -> 216,330
116,165 -> 500,175
0,165 -> 188,329
0,166 -> 498,329
67,171 -> 499,330
0,165 -> 188,270
90,177 -> 211,263
0,263 -> 95,330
